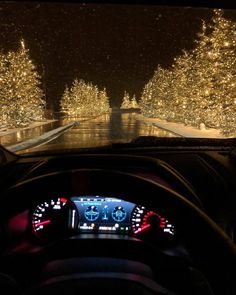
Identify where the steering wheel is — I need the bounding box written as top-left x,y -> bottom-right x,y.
1,167 -> 236,295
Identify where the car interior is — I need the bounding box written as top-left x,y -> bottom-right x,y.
0,1 -> 236,295
0,138 -> 236,295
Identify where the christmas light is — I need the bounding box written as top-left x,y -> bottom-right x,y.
140,9 -> 236,136
60,79 -> 110,117
121,92 -> 139,109
0,40 -> 45,128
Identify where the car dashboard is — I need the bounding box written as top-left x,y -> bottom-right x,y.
0,146 -> 236,295
31,196 -> 175,241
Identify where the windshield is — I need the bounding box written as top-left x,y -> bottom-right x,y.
0,2 -> 236,154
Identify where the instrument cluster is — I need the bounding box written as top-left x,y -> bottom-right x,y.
32,196 -> 175,243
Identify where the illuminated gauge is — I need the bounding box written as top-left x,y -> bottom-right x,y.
102,206 -> 109,221
84,205 -> 99,221
112,206 -> 126,222
131,206 -> 175,237
131,205 -> 146,233
32,197 -> 78,240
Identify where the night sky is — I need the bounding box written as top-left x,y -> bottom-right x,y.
0,2 -> 235,111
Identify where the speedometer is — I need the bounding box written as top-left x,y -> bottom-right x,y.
32,197 -> 78,240
131,205 -> 175,237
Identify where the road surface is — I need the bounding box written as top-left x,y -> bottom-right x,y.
1,112 -> 178,153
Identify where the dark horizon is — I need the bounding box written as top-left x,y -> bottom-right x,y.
1,2 -> 235,112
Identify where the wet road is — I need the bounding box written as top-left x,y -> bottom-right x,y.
1,112 -> 178,152
0,120 -> 60,146
47,112 -> 177,149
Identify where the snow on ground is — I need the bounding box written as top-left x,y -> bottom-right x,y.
7,122 -> 76,153
0,120 -> 56,136
136,114 -> 232,139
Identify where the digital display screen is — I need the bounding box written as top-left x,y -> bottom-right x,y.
71,196 -> 136,234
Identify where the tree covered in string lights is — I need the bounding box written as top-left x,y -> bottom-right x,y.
203,9 -> 236,134
0,40 -> 45,128
140,9 -> 236,136
169,50 -> 197,123
140,66 -> 173,118
121,91 -> 139,109
60,79 -> 110,117
183,10 -> 236,132
60,86 -> 71,116
130,95 -> 139,108
140,51 -> 198,123
0,52 -> 8,126
121,91 -> 131,109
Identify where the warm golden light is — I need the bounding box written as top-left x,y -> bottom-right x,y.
140,9 -> 236,136
0,40 -> 45,128
20,39 -> 25,49
60,79 -> 110,118
121,92 -> 139,109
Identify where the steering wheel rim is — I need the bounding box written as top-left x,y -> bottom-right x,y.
94,169 -> 236,295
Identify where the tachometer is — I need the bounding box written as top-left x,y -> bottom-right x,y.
32,197 -> 78,240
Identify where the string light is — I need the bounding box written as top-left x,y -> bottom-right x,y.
121,91 -> 139,109
0,40 -> 45,128
60,79 -> 110,117
140,9 -> 236,136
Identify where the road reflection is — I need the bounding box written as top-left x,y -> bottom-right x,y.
1,111 -> 178,153
15,111 -> 177,153
0,121 -> 60,146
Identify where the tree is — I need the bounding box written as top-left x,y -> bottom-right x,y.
170,50 -> 198,124
121,91 -> 131,109
60,86 -> 72,116
140,9 -> 236,136
60,79 -> 110,117
209,10 -> 236,135
121,91 -> 139,109
140,66 -> 174,119
0,40 -> 45,128
186,10 -> 236,133
97,88 -> 110,114
0,52 -> 8,127
130,95 -> 139,108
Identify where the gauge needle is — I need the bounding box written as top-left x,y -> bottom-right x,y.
35,220 -> 51,226
134,223 -> 151,234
